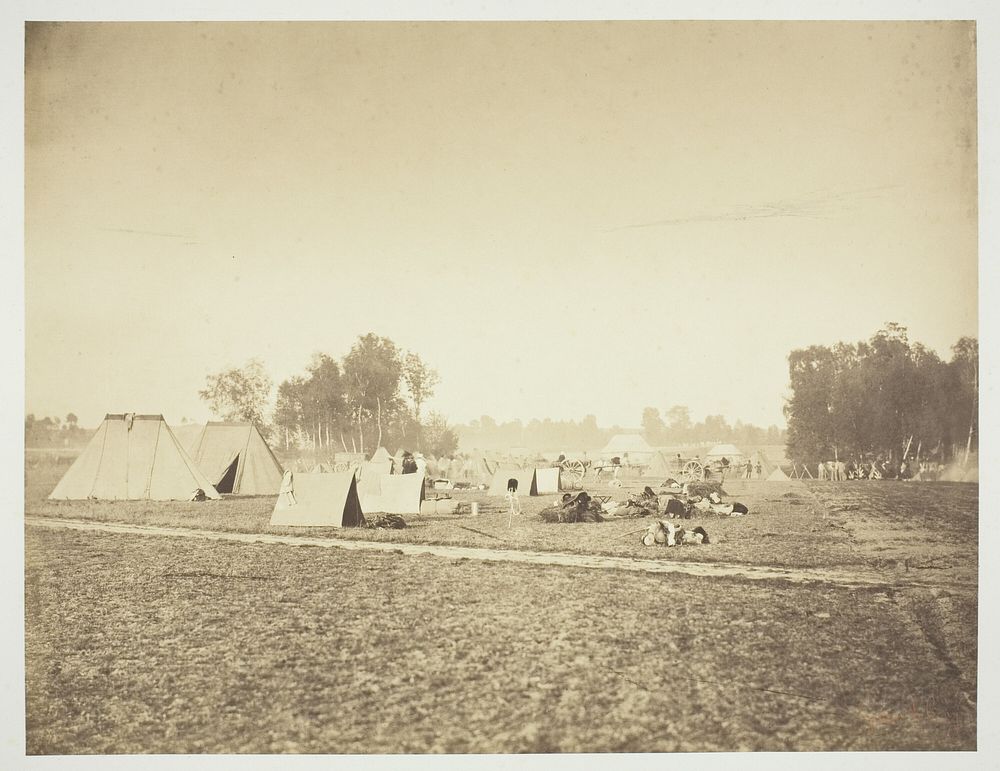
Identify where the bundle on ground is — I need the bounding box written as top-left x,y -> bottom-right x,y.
684,481 -> 727,498
639,520 -> 710,547
365,513 -> 407,529
539,491 -> 605,523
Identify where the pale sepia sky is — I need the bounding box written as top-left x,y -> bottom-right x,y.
25,20 -> 978,429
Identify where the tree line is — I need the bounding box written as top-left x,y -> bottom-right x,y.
641,406 -> 785,448
454,414 -> 618,452
200,333 -> 459,457
784,323 -> 978,465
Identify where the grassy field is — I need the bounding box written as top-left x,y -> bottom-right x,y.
24,461 -> 978,753
25,464 -> 978,577
26,526 -> 976,754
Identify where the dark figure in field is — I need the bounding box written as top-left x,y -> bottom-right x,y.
507,478 -> 519,494
731,502 -> 749,516
754,461 -> 762,478
401,452 -> 418,475
720,456 -> 730,482
664,497 -> 688,518
745,461 -> 753,479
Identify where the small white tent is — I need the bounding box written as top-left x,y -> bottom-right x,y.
270,470 -> 365,527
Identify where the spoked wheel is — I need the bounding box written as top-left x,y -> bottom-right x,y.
682,460 -> 704,483
563,459 -> 586,483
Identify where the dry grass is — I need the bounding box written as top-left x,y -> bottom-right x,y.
26,464 -> 978,576
25,526 -> 976,754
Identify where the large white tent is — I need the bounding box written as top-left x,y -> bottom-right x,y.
599,434 -> 655,464
49,413 -> 220,501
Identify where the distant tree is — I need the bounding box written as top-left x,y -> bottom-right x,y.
641,407 -> 666,444
951,337 -> 978,462
421,411 -> 459,457
665,405 -> 692,443
402,352 -> 440,424
65,413 -> 78,427
199,359 -> 272,429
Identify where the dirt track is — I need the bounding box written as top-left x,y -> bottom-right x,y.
25,515 -> 972,592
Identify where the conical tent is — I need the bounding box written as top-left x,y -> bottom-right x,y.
187,422 -> 284,495
488,468 -> 538,497
599,434 -> 655,464
766,467 -> 790,481
359,473 -> 425,514
371,446 -> 392,463
359,460 -> 393,481
270,470 -> 364,527
644,451 -> 671,478
49,414 -> 221,501
706,444 -> 746,462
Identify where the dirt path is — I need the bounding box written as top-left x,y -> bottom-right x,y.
26,515 -> 974,592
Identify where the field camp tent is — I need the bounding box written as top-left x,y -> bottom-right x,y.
752,450 -> 778,478
186,422 -> 284,495
644,451 -> 672,478
371,446 -> 392,463
488,467 -> 538,497
359,473 -> 425,514
358,460 -> 393,480
171,422 -> 204,450
706,444 -> 746,462
49,413 -> 220,501
533,467 -> 561,494
766,466 -> 790,481
270,470 -> 364,527
599,434 -> 655,464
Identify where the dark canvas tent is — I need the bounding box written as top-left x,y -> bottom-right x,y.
270,470 -> 364,527
488,468 -> 538,497
187,422 -> 284,495
49,413 -> 220,501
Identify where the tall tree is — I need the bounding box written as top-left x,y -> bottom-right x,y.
342,334 -> 404,452
402,352 -> 440,424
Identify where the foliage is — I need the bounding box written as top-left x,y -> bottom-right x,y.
784,324 -> 977,464
271,334 -> 455,456
402,352 -> 440,423
24,414 -> 92,448
198,359 -> 272,429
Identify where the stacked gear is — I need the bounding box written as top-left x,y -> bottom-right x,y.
640,520 -> 710,547
539,491 -> 605,523
365,513 -> 407,529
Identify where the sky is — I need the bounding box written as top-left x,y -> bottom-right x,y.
24,20 -> 979,430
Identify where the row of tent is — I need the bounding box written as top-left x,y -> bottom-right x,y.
49,414 -> 287,501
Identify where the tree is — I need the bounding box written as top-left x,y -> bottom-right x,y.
65,413 -> 78,427
402,352 -> 440,424
951,337 -> 978,462
641,407 -> 666,444
421,411 -> 459,457
342,334 -> 404,452
665,405 -> 692,443
199,359 -> 272,428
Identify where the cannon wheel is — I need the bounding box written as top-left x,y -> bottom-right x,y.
562,459 -> 586,483
682,460 -> 704,482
